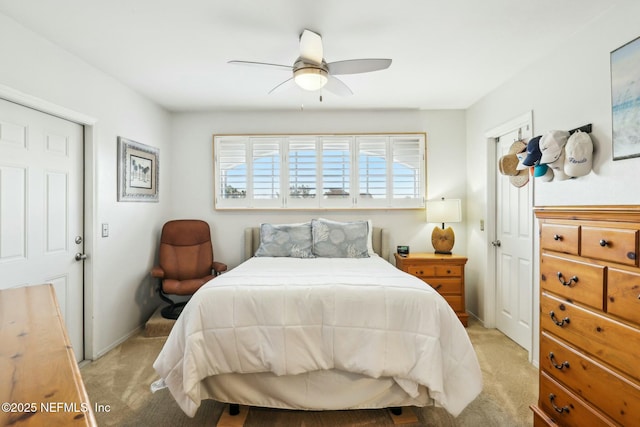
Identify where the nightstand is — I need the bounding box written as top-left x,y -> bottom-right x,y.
394,253 -> 468,326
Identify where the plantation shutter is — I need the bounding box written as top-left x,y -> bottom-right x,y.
215,137 -> 248,208
251,138 -> 281,207
391,135 -> 425,208
287,137 -> 318,208
320,136 -> 353,208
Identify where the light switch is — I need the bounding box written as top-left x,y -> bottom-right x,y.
480,219 -> 485,231
102,223 -> 109,237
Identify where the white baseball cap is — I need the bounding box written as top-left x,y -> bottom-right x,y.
539,130 -> 570,164
547,149 -> 570,181
564,131 -> 593,177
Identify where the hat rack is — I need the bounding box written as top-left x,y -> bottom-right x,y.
568,123 -> 592,135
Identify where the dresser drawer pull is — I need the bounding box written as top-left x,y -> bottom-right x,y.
599,239 -> 608,247
553,234 -> 562,241
556,271 -> 578,287
433,284 -> 442,291
549,394 -> 570,414
549,311 -> 570,327
548,352 -> 570,370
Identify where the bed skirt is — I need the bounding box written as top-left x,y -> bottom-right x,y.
196,369 -> 432,410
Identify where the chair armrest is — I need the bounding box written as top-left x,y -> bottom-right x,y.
150,266 -> 165,278
212,261 -> 228,274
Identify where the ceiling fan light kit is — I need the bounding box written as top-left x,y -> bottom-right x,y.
293,66 -> 328,91
229,29 -> 391,97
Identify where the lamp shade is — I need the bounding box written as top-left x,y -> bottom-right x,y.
294,67 -> 328,91
426,198 -> 462,224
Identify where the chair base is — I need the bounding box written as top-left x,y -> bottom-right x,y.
160,301 -> 187,320
158,284 -> 189,320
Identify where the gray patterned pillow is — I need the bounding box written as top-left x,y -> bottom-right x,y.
254,222 -> 314,258
311,218 -> 370,258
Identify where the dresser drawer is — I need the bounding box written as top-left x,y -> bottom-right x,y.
607,267 -> 640,326
424,277 -> 462,294
407,265 -> 462,277
541,292 -> 640,381
441,295 -> 463,312
539,371 -> 616,427
540,253 -> 604,310
540,223 -> 580,255
540,332 -> 640,426
581,226 -> 638,266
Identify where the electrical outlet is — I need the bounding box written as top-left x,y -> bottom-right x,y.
102,223 -> 109,237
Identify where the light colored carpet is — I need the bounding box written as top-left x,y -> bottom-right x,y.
144,306 -> 175,337
81,318 -> 538,426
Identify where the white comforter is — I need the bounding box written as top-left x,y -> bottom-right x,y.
153,256 -> 482,417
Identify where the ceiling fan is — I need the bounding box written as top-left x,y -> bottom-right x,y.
228,29 -> 392,96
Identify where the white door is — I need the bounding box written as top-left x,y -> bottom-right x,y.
494,127 -> 533,352
0,98 -> 84,361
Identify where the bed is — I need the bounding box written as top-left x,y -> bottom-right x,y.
152,220 -> 482,419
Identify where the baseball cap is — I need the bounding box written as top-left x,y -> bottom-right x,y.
539,130 -> 570,164
547,149 -> 570,181
522,135 -> 543,167
564,131 -> 593,177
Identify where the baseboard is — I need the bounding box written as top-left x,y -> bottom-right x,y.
93,324 -> 143,360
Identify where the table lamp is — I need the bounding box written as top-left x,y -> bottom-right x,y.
426,197 -> 462,254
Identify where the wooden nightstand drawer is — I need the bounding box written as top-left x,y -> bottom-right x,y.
581,226 -> 638,266
541,223 -> 580,255
442,295 -> 463,312
424,277 -> 462,294
407,265 -> 437,277
408,265 -> 462,278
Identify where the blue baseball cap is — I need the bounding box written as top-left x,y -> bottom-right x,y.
522,135 -> 542,167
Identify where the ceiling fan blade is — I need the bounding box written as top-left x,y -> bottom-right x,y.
327,58 -> 392,75
228,60 -> 292,71
268,77 -> 295,94
299,29 -> 323,64
323,75 -> 353,97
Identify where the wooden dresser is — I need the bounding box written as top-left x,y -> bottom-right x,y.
394,253 -> 468,326
0,284 -> 97,427
532,206 -> 640,427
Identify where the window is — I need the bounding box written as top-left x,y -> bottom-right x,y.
214,133 -> 425,209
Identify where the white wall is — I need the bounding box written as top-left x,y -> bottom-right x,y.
170,109 -> 468,268
465,0 -> 640,362
0,13 -> 172,358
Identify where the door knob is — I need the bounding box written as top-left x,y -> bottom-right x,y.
75,253 -> 87,261
491,240 -> 501,247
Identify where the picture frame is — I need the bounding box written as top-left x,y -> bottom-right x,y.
611,35 -> 640,160
117,137 -> 159,202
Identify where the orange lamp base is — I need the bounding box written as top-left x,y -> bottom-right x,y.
431,226 -> 455,254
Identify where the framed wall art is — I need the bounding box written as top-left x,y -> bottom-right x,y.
611,35 -> 640,160
117,137 -> 159,202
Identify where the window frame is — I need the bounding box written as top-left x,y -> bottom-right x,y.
213,133 -> 426,210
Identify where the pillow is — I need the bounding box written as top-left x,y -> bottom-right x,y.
254,222 -> 314,258
311,218 -> 370,258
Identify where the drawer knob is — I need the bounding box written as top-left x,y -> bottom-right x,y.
556,272 -> 578,287
599,239 -> 608,247
553,234 -> 562,241
549,394 -> 570,414
549,352 -> 570,370
549,311 -> 570,327
434,284 -> 443,291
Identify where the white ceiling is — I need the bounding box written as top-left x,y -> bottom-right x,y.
0,0 -> 614,112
